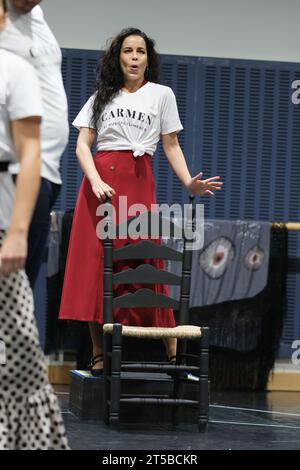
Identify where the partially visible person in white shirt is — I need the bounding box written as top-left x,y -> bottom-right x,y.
0,39 -> 42,271
0,0 -> 69,449
0,0 -> 69,287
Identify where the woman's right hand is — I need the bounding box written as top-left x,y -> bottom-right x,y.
90,176 -> 116,202
0,231 -> 27,277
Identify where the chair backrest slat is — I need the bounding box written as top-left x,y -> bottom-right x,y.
113,265 -> 182,285
113,240 -> 182,261
113,288 -> 179,309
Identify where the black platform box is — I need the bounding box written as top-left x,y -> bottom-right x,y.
69,370 -> 199,424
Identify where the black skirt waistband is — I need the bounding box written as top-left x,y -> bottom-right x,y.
0,161 -> 10,172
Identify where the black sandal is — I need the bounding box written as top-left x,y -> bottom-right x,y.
87,354 -> 103,376
166,355 -> 177,377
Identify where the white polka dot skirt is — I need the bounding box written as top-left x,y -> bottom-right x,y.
0,230 -> 69,450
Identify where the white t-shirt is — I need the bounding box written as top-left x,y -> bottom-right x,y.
0,3 -> 69,184
73,82 -> 183,157
0,49 -> 42,230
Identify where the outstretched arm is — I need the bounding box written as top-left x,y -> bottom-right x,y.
162,132 -> 223,196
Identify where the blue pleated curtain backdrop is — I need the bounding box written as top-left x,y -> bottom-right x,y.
34,48 -> 300,358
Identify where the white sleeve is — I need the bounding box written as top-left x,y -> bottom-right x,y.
160,87 -> 183,135
72,95 -> 95,130
7,58 -> 42,120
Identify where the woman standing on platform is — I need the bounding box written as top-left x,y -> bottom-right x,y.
0,0 -> 69,449
59,27 -> 222,374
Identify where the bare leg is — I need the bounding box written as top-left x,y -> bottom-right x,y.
163,337 -> 177,360
90,323 -> 176,367
89,322 -> 103,370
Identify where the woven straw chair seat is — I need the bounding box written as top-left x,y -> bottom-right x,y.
103,323 -> 202,339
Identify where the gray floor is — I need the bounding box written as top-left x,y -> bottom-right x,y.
55,385 -> 300,450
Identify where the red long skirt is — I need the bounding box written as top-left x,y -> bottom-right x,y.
59,150 -> 176,327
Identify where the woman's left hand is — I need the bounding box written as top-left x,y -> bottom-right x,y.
187,172 -> 223,196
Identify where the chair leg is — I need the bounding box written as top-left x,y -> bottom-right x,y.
198,327 -> 209,432
103,332 -> 112,425
109,323 -> 123,427
171,338 -> 186,426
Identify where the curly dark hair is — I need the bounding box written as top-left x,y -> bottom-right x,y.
90,27 -> 160,128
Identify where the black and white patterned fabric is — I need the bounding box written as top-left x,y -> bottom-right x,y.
0,230 -> 69,450
164,219 -> 270,306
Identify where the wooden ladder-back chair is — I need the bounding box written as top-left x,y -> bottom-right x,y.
102,195 -> 209,431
